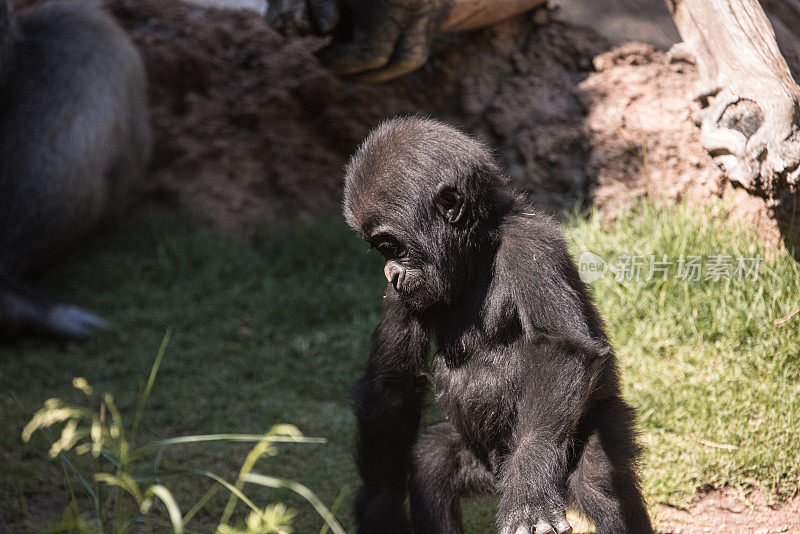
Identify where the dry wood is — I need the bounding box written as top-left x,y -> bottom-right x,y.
667,0 -> 800,197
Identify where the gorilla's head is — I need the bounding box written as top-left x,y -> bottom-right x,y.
343,117 -> 510,311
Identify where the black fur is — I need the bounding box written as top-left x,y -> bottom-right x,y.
344,118 -> 652,534
0,0 -> 151,340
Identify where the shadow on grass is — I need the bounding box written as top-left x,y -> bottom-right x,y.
0,213 -> 388,532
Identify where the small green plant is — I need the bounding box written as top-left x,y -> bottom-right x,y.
22,330 -> 345,534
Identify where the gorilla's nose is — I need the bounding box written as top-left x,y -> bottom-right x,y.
384,261 -> 406,291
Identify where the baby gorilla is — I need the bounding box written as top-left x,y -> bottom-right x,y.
344,118 -> 652,534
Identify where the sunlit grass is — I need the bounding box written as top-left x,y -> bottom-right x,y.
566,200 -> 800,505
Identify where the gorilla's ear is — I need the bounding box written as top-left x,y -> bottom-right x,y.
434,187 -> 465,224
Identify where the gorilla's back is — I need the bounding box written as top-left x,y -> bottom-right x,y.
0,0 -> 151,275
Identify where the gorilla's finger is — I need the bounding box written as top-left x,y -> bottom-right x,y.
535,521 -> 555,534
350,52 -> 428,82
307,0 -> 340,33
555,519 -> 573,534
513,525 -> 531,534
550,508 -> 572,534
317,40 -> 392,75
351,19 -> 430,82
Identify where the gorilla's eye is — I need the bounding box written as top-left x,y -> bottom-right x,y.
369,236 -> 405,260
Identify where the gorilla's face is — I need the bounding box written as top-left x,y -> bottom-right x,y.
360,215 -> 452,312
342,118 -> 501,311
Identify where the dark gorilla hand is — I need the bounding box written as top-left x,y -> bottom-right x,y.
310,0 -> 452,82
308,0 -> 546,82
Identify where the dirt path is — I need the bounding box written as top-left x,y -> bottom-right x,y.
563,489 -> 800,533
656,490 -> 800,534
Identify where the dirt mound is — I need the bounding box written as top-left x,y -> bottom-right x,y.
577,43 -> 720,213
577,42 -> 787,247
107,1 -> 609,232
9,0 -> 794,244
104,0 -> 782,242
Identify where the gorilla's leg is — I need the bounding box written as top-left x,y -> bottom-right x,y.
0,273 -> 106,341
409,422 -> 495,534
567,398 -> 653,534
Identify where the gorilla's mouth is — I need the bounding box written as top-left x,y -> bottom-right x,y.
396,269 -> 425,294
396,275 -> 444,311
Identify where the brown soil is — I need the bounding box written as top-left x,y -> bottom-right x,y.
566,489 -> 800,533
14,0 -> 792,242
577,42 -> 791,249
577,43 -> 721,214
655,489 -> 800,534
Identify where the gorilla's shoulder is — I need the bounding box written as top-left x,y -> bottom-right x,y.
485,208 -> 590,340
496,209 -> 572,270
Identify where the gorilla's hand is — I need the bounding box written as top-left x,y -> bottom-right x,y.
500,505 -> 573,534
308,0 -> 452,82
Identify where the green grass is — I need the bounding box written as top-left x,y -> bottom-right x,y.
0,214 -> 383,532
1,200 -> 798,532
566,201 -> 800,505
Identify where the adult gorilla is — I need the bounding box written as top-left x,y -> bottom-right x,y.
0,0 -> 151,340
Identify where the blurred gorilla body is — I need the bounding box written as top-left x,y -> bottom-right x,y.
344,118 -> 652,534
0,0 -> 151,340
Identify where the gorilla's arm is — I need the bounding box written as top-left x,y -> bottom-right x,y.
498,336 -> 608,534
309,0 -> 545,82
353,289 -> 430,533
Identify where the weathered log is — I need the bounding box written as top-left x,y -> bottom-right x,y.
667,0 -> 800,197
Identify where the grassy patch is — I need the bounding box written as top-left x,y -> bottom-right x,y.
1,200 -> 798,531
566,201 -> 800,505
0,214 -> 384,532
